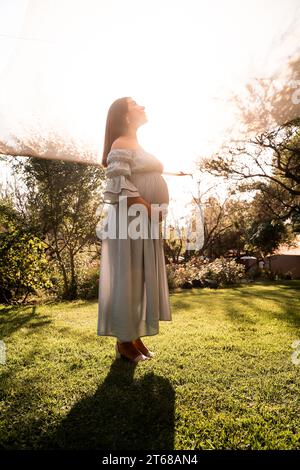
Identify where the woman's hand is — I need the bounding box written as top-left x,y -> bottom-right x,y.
145,202 -> 163,223
126,196 -> 150,218
127,196 -> 162,222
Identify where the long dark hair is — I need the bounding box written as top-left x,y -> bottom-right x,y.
101,97 -> 130,167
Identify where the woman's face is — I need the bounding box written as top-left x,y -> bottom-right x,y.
126,97 -> 148,127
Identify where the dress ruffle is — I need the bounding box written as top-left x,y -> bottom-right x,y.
106,151 -> 133,178
103,175 -> 141,204
103,149 -> 141,204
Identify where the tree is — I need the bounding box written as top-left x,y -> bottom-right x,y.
199,118 -> 300,227
230,56 -> 300,135
12,157 -> 104,300
247,219 -> 288,260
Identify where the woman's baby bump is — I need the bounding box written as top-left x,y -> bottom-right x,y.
130,172 -> 169,205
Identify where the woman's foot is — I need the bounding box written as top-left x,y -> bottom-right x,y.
116,341 -> 150,362
132,338 -> 155,358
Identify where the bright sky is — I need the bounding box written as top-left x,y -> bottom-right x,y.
0,0 -> 299,209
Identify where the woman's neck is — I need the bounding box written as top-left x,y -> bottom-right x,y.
124,126 -> 138,140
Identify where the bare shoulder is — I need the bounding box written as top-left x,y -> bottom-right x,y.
111,137 -> 139,150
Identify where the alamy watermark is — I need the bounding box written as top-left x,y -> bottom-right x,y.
291,340 -> 300,366
96,195 -> 204,251
0,340 -> 6,365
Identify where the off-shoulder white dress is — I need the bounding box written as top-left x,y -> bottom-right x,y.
97,147 -> 172,342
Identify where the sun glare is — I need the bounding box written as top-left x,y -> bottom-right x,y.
0,0 -> 299,204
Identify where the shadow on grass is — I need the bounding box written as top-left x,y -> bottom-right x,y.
227,283 -> 300,329
172,281 -> 300,329
0,305 -> 52,339
41,359 -> 175,451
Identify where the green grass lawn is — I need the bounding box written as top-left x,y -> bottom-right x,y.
0,280 -> 300,450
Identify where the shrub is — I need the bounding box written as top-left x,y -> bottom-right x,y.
166,256 -> 246,290
166,262 -> 191,289
197,257 -> 246,287
77,263 -> 100,299
262,269 -> 294,281
0,229 -> 53,304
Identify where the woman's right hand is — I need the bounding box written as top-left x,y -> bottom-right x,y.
145,201 -> 163,223
127,196 -> 162,222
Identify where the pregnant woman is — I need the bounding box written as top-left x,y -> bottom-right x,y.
97,96 -> 172,363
